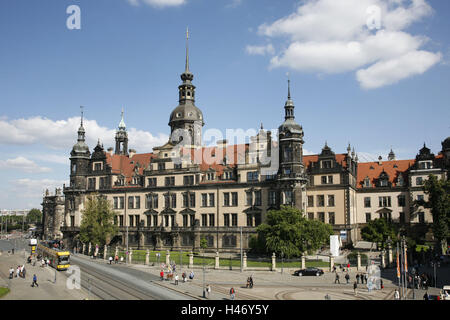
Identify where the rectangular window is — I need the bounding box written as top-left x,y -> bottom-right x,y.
158,163 -> 165,171
146,216 -> 152,227
284,191 -> 293,205
201,214 -> 208,227
365,213 -> 371,223
119,215 -> 124,227
255,190 -> 262,206
322,160 -> 332,168
189,193 -> 195,207
268,191 -> 277,206
321,176 -> 327,184
164,215 -> 169,227
209,214 -> 215,227
165,176 -> 175,186
232,192 -> 238,206
171,194 -> 177,208
418,212 -> 425,223
364,197 -> 371,208
183,194 -> 188,207
308,212 -> 314,220
328,195 -> 335,207
183,175 -> 194,186
416,177 -> 423,186
328,212 -> 335,225
328,175 -> 333,184
378,196 -> 391,207
70,216 -> 75,227
317,195 -> 325,207
399,212 -> 405,224
201,194 -> 207,207
398,195 -> 406,207
417,194 -> 424,202
119,197 -> 124,209
307,196 -> 314,207
208,193 -> 215,207
189,214 -> 195,227
183,215 -> 188,227
128,196 -> 134,209
147,178 -> 157,187
318,212 -> 325,223
88,178 -> 96,190
164,195 -> 170,208
232,214 -> 238,226
153,215 -> 158,227
246,191 -> 253,206
246,214 -> 253,227
135,215 -> 140,227
114,197 -> 118,209
247,171 -> 259,182
224,214 -> 230,227
223,192 -> 230,206
129,215 -> 134,227
135,196 -> 140,209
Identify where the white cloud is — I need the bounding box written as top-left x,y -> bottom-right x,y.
252,0 -> 441,89
126,0 -> 186,8
0,157 -> 52,173
245,44 -> 275,56
0,116 -> 169,153
356,50 -> 442,89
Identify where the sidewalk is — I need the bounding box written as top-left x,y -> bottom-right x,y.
0,250 -> 89,300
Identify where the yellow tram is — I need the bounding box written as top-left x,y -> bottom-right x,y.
36,241 -> 70,271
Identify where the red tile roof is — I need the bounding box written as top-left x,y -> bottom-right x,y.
356,159 -> 415,189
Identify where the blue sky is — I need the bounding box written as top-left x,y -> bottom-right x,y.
0,0 -> 449,209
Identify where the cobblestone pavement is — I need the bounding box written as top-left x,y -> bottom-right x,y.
0,249 -> 90,300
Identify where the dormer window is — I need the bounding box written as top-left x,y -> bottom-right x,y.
416,177 -> 423,185
397,174 -> 404,186
322,160 -> 332,169
206,173 -> 215,181
419,161 -> 432,169
364,177 -> 371,188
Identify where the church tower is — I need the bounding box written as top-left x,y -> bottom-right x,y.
169,28 -> 204,147
115,109 -> 129,155
69,107 -> 90,190
276,78 -> 308,211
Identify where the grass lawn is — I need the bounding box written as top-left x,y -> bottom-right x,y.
0,287 -> 10,298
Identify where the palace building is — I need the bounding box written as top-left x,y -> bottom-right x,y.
42,34 -> 450,253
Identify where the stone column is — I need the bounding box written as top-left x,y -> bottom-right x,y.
189,251 -> 194,269
301,255 -> 306,270
145,249 -> 150,265
166,250 -> 170,266
357,252 -> 362,271
388,245 -> 393,266
103,245 -> 107,260
271,253 -> 276,271
330,255 -> 335,272
243,252 -> 247,270
381,250 -> 386,268
82,243 -> 86,255
215,252 -> 220,269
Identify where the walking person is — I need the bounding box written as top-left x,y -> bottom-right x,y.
206,284 -> 211,299
394,289 -> 400,300
160,270 -> 164,281
334,273 -> 340,284
353,281 -> 358,296
230,287 -> 235,300
182,272 -> 186,283
175,273 -> 179,285
356,273 -> 360,284
423,291 -> 429,300
9,267 -> 14,279
109,256 -> 113,265
345,273 -> 350,284
115,255 -> 119,264
31,274 -> 38,287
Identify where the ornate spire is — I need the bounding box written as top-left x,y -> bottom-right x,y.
284,73 -> 295,120
78,106 -> 85,142
118,108 -> 126,130
185,26 -> 190,74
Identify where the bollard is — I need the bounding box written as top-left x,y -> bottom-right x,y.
243,252 -> 247,270
271,253 -> 276,271
189,251 -> 194,269
357,253 -> 361,271
145,249 -> 150,265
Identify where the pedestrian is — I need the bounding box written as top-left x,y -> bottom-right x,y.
353,281 -> 358,296
347,263 -> 350,270
345,273 -> 350,284
423,291 -> 429,300
380,279 -> 383,290
22,266 -> 26,279
364,274 -> 368,284
31,274 -> 38,287
394,289 -> 400,300
9,267 -> 14,279
230,287 -> 235,300
109,256 -> 113,265
160,270 -> 164,281
175,273 -> 179,285
16,266 -> 20,278
250,275 -> 254,288
189,270 -> 194,280
115,255 -> 118,264
356,273 -> 360,284
182,272 -> 186,283
206,284 -> 211,299
334,273 -> 340,284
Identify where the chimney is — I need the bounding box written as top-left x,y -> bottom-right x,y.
378,156 -> 382,165
107,147 -> 114,156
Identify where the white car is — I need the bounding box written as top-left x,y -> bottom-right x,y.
442,286 -> 450,300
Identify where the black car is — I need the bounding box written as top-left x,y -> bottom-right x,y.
293,267 -> 324,276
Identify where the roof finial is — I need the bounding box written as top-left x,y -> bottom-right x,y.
287,72 -> 291,100
185,26 -> 190,73
119,107 -> 126,130
80,106 -> 84,126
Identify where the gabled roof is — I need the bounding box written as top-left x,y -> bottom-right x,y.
356,159 -> 415,189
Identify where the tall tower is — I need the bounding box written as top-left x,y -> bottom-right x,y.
277,78 -> 307,211
69,107 -> 91,190
169,28 -> 204,147
115,109 -> 129,155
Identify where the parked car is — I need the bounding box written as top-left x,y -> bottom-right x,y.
293,267 -> 324,276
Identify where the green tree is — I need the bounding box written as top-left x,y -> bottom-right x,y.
79,194 -> 118,246
254,206 -> 333,258
418,174 -> 450,254
361,218 -> 397,249
200,237 -> 208,250
27,208 -> 42,224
